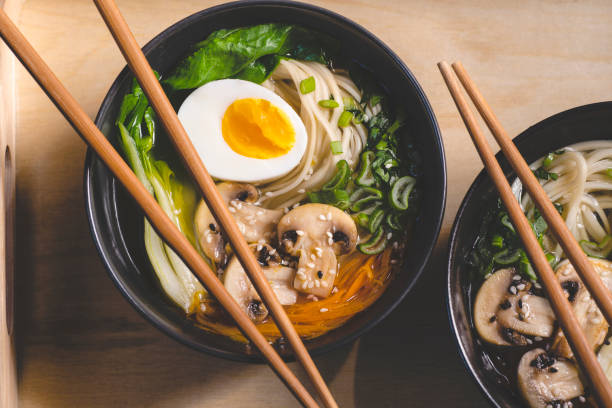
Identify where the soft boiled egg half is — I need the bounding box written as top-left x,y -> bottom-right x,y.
178,79 -> 307,183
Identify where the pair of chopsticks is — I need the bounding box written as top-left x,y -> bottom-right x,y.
439,61 -> 612,406
0,1 -> 337,407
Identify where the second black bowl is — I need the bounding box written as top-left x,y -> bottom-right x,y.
85,1 -> 446,362
448,102 -> 612,406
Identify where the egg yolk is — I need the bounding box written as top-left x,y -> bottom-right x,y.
222,98 -> 295,159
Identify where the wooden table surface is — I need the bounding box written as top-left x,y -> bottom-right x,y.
12,0 -> 612,406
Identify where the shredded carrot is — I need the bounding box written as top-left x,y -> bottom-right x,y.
192,248 -> 395,342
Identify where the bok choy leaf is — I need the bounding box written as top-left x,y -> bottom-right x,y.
115,78 -> 205,312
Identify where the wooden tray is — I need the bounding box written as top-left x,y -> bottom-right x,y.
12,1 -> 612,407
0,0 -> 18,406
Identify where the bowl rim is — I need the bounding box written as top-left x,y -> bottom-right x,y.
446,101 -> 612,407
84,0 -> 446,361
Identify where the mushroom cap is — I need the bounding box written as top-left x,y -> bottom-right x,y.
496,291 -> 555,338
277,203 -> 357,298
473,268 -> 513,346
223,244 -> 298,322
518,348 -> 584,408
277,203 -> 357,256
195,182 -> 281,267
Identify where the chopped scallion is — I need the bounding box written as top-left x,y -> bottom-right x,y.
338,111 -> 353,127
318,99 -> 339,108
299,76 -> 315,94
330,141 -> 343,155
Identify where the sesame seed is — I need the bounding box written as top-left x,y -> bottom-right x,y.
484,273 -> 492,280
328,238 -> 334,245
526,338 -> 533,345
310,254 -> 316,261
320,308 -> 328,313
590,316 -> 602,325
257,244 -> 263,251
298,189 -> 306,194
579,396 -> 586,403
265,191 -> 274,196
269,249 -> 276,255
332,287 -> 338,293
292,203 -> 300,209
256,210 -> 264,216
516,283 -> 526,291
513,275 -> 521,281
535,282 -> 542,289
534,336 -> 543,341
329,269 -> 336,275
302,281 -> 308,289
562,268 -> 571,276
326,231 -> 333,238
206,235 -> 212,243
390,259 -> 397,264
386,232 -> 393,240
229,207 -> 236,213
315,247 -> 322,257
509,286 -> 517,294
296,230 -> 304,236
307,262 -> 315,268
319,214 -> 326,221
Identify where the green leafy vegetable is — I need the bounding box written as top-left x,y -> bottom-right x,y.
163,24 -> 335,91
115,79 -> 204,311
467,199 -> 558,281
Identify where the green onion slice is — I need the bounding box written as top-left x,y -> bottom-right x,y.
322,160 -> 350,191
358,226 -> 388,254
368,208 -> 385,234
389,176 -> 416,211
330,141 -> 343,155
338,111 -> 353,127
356,151 -> 376,187
349,187 -> 383,212
318,99 -> 339,108
300,76 -> 315,94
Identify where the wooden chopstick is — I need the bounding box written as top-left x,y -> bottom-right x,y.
438,61 -> 612,407
0,8 -> 320,408
452,61 -> 612,326
91,1 -> 338,408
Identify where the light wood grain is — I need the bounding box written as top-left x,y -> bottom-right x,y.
440,60 -> 612,408
13,0 -> 612,407
0,0 -> 18,406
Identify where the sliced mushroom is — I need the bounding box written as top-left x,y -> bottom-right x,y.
496,291 -> 555,338
518,348 -> 584,408
474,268 -> 555,346
277,203 -> 357,298
552,258 -> 612,359
223,244 -> 298,322
195,182 -> 282,266
474,268 -> 514,346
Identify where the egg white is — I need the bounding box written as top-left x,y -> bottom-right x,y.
177,79 -> 307,183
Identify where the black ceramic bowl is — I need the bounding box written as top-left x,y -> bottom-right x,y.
448,102 -> 612,406
85,0 -> 446,362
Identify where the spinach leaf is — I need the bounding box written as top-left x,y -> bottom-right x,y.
163,24 -> 334,90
